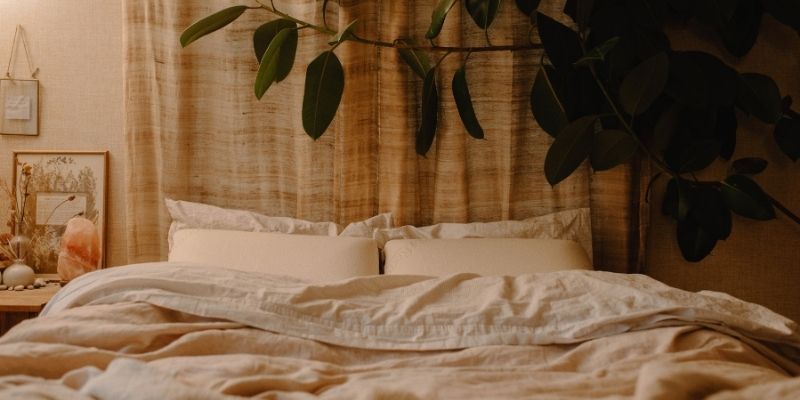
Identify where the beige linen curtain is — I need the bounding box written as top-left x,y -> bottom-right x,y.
124,0 -> 645,273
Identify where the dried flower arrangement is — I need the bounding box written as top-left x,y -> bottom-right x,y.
0,163 -> 77,268
0,163 -> 32,265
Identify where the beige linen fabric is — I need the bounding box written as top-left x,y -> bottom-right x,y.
124,1 -> 643,272
0,264 -> 798,398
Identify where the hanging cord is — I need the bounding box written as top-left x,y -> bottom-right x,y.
5,25 -> 39,79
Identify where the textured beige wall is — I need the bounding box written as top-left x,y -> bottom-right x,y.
0,1 -> 126,269
648,17 -> 800,323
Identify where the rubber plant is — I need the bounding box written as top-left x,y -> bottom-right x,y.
181,0 -> 800,262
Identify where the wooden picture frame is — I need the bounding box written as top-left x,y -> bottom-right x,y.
12,151 -> 108,272
0,79 -> 39,136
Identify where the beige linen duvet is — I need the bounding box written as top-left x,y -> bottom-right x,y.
0,263 -> 798,399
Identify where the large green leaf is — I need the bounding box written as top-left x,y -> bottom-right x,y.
515,0 -> 542,15
721,174 -> 776,220
694,0 -> 737,28
664,51 -> 710,109
736,73 -> 782,123
253,20 -> 298,82
716,106 -> 737,160
628,0 -> 667,30
255,28 -> 293,99
732,157 -> 768,175
662,177 -> 690,221
322,0 -> 333,28
452,67 -> 484,139
180,6 -> 248,48
590,129 -> 638,171
563,0 -> 594,29
765,0 -> 800,33
253,19 -> 295,61
417,69 -> 439,156
619,52 -> 669,116
689,52 -> 738,107
651,103 -> 680,155
302,51 -> 345,139
396,40 -> 431,79
544,115 -> 597,186
426,0 -> 459,39
691,184 -> 732,240
329,19 -> 359,45
720,0 -> 763,57
774,117 -> 800,161
531,66 -> 569,137
537,13 -> 584,70
574,36 -> 620,67
465,0 -> 501,29
677,217 -> 718,262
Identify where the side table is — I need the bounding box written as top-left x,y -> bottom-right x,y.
0,274 -> 61,335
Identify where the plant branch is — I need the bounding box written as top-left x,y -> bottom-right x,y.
767,194 -> 800,226
257,1 -> 541,53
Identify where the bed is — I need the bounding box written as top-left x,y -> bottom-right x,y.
0,202 -> 798,398
0,263 -> 798,399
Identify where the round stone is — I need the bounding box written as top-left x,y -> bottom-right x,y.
0,285 -> 6,291
14,285 -> 24,291
26,285 -> 34,290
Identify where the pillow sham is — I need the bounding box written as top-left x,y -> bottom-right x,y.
168,229 -> 379,282
383,238 -> 592,276
165,199 -> 393,250
375,207 -> 592,259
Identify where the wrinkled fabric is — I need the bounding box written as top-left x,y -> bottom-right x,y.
0,263 -> 798,399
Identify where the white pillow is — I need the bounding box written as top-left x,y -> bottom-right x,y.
375,208 -> 592,259
383,238 -> 592,276
165,199 -> 393,251
168,229 -> 379,282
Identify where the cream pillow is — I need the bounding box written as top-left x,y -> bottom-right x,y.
165,199 -> 393,251
375,208 -> 592,259
383,238 -> 592,276
168,229 -> 379,282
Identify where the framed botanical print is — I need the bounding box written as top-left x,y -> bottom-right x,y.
13,151 -> 108,272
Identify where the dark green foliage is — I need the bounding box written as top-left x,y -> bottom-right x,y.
182,0 -> 800,263
465,0 -> 501,29
417,69 -> 439,156
544,115 -> 597,186
180,6 -> 248,48
732,158 -> 768,175
453,67 -> 485,139
303,51 -> 345,139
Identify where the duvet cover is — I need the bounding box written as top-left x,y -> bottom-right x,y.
0,263 -> 798,399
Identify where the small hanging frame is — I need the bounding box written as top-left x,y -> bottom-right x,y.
1,25 -> 40,136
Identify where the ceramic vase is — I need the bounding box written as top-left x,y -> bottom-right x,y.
3,259 -> 34,286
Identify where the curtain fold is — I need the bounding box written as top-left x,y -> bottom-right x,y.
124,0 -> 643,273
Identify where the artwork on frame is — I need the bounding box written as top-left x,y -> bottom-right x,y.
13,151 -> 108,272
0,79 -> 39,136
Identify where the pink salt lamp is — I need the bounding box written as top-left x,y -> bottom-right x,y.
57,217 -> 101,281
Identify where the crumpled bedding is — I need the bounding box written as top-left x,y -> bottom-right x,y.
0,262 -> 798,399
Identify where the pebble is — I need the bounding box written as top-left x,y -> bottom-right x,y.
14,285 -> 24,291
6,286 -> 11,291
26,285 -> 34,290
0,285 -> 6,290
34,278 -> 46,287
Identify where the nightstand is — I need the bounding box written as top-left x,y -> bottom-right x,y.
0,274 -> 61,335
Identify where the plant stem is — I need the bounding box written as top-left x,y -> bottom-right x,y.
256,1 -> 542,53
767,194 -> 800,226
